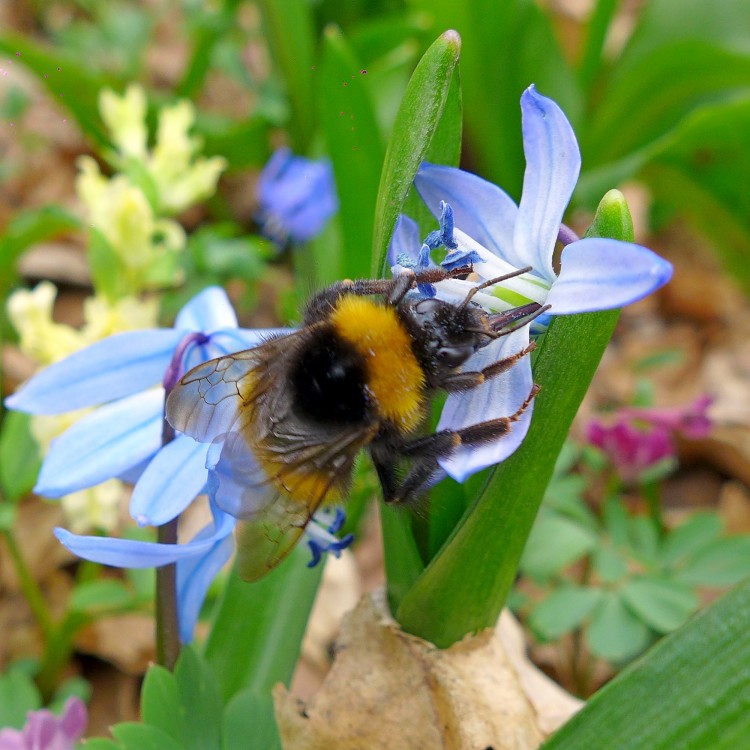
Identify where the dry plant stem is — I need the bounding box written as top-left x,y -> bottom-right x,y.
156,407 -> 181,670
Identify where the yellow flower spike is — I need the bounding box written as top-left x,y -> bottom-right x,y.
82,294 -> 160,343
60,479 -> 124,534
7,282 -> 85,365
149,99 -> 227,214
99,84 -> 148,159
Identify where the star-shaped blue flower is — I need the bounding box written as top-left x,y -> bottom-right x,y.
389,85 -> 673,482
256,148 -> 339,245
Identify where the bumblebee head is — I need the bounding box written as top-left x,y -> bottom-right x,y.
401,297 -> 493,376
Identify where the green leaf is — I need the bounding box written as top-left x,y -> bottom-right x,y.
0,33 -> 117,149
662,512 -> 724,566
0,205 -> 81,296
196,114 -> 270,172
0,411 -> 41,503
203,546 -> 322,702
675,537 -> 750,587
394,191 -> 631,647
88,228 -> 125,301
627,516 -> 661,563
222,689 -> 282,750
0,670 -> 42,729
371,30 -> 461,277
111,722 -> 187,750
586,591 -> 651,662
318,25 -> 385,281
591,543 -> 628,584
69,579 -> 133,615
410,0 -> 579,198
543,577 -> 750,749
81,739 -> 121,750
602,496 -> 630,549
528,586 -> 603,641
257,0 -> 316,152
520,514 -> 597,581
620,576 -> 698,633
173,647 -> 223,750
140,665 -> 187,747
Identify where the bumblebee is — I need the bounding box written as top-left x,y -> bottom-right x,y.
166,267 -> 542,581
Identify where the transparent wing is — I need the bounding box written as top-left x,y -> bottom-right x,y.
210,423 -> 372,581
165,333 -> 299,443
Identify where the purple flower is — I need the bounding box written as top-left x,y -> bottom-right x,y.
0,697 -> 86,750
256,148 -> 338,245
586,396 -> 712,483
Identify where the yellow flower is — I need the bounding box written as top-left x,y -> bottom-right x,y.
99,84 -> 148,160
148,99 -> 227,214
60,480 -> 124,534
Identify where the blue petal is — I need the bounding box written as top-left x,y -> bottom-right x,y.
388,214 -> 421,267
207,432 -> 276,519
176,509 -> 235,642
130,435 -> 210,526
437,328 -> 535,481
34,389 -> 164,497
544,238 -> 674,314
5,330 -> 182,414
54,505 -> 235,568
415,163 -> 520,266
174,286 -> 238,332
514,86 -> 580,282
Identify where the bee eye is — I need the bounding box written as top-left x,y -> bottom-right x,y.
436,346 -> 469,368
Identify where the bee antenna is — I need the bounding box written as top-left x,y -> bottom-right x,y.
486,302 -> 551,338
458,266 -> 534,311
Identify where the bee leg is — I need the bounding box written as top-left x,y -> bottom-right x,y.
436,342 -> 537,393
386,383 -> 540,505
371,454 -> 400,503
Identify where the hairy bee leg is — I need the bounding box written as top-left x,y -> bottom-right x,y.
372,455 -> 400,503
436,342 -> 537,392
384,383 -> 541,505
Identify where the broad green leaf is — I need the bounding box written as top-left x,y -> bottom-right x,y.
394,191 -> 631,647
675,537 -> 750,587
0,670 -> 41,729
69,580 -> 133,615
318,25 -> 385,281
196,114 -> 271,171
620,576 -> 698,634
627,516 -> 661,563
203,546 -> 322,702
543,578 -> 750,749
0,411 -> 41,503
140,665 -> 187,747
586,591 -> 651,662
223,689 -> 282,750
174,647 -> 223,750
591,543 -> 628,584
371,30 -> 461,277
662,512 -> 724,566
520,515 -> 597,581
81,740 -> 120,750
111,722 -> 187,750
528,586 -> 603,641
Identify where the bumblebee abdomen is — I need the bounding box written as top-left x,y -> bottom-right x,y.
330,295 -> 425,432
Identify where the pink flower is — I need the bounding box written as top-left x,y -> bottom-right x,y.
0,697 -> 86,750
585,395 -> 713,484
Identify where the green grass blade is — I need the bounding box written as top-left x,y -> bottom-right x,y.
543,577 -> 750,749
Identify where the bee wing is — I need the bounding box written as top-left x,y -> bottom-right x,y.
166,333 -> 298,443
209,424 -> 372,581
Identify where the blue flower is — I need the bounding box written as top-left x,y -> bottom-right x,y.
409,85 -> 673,316
256,148 -> 338,245
389,86 -> 673,482
6,287 -> 283,527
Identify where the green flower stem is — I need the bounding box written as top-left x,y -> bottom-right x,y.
395,191 -> 634,647
1,526 -> 55,639
641,479 -> 665,536
35,612 -> 84,702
